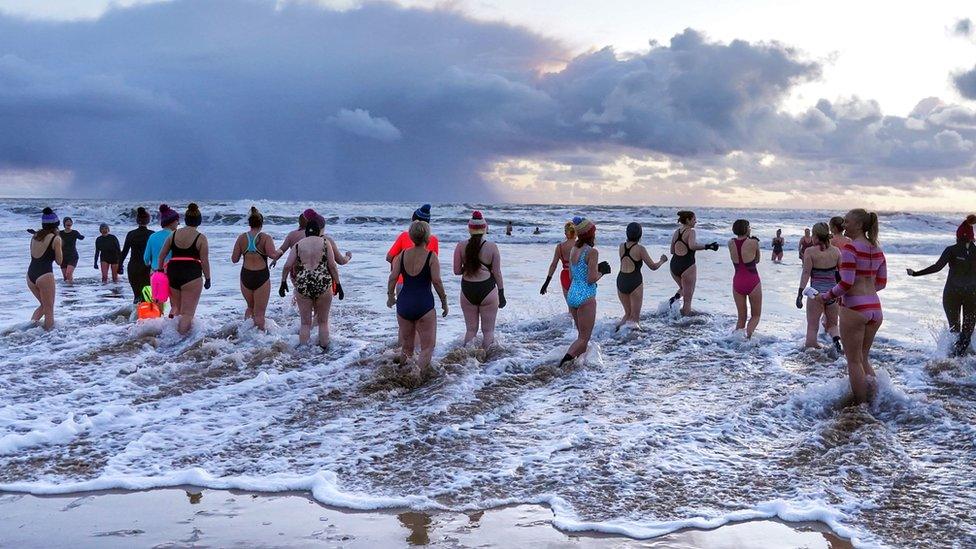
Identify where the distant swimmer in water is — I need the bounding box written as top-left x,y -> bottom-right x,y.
27,208 -> 63,331
615,222 -> 667,331
58,217 -> 83,283
797,222 -> 842,351
817,209 -> 887,404
560,218 -> 610,366
829,216 -> 852,249
158,203 -> 212,335
728,219 -> 762,338
533,227 -> 541,235
232,206 -> 282,330
388,221 -> 448,372
541,221 -> 577,313
94,223 -> 121,283
505,221 -> 513,236
453,211 -> 505,350
771,229 -> 785,263
283,218 -> 340,347
119,207 -> 154,303
669,210 -> 719,316
907,215 -> 976,356
798,227 -> 816,260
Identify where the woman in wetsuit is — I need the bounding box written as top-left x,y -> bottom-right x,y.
728,219 -> 762,338
58,217 -> 83,283
907,216 -> 976,356
453,211 -> 505,350
158,203 -> 212,335
771,229 -> 785,263
119,207 -> 154,303
94,223 -> 121,283
797,222 -> 841,350
541,222 -> 577,313
283,219 -> 340,347
388,221 -> 449,372
669,211 -> 719,316
818,209 -> 887,404
560,218 -> 611,366
232,207 -> 281,330
615,222 -> 667,331
27,208 -> 63,331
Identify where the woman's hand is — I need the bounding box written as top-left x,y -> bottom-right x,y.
387,293 -> 396,308
795,289 -> 803,309
906,268 -> 915,276
441,300 -> 449,317
597,261 -> 611,275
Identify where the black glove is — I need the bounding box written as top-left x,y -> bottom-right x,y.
540,275 -> 552,295
27,229 -> 36,234
335,281 -> 345,300
279,280 -> 289,297
750,236 -> 760,242
118,265 -> 124,275
498,288 -> 507,309
94,263 -> 98,269
796,289 -> 804,309
706,242 -> 720,251
204,278 -> 211,290
598,261 -> 611,275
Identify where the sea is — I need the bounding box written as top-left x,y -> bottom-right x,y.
0,199 -> 973,548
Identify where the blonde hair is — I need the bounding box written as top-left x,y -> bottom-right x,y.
812,222 -> 830,245
408,220 -> 431,246
564,222 -> 576,238
848,209 -> 879,246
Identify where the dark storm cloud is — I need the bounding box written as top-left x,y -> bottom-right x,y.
0,0 -> 974,199
954,66 -> 976,100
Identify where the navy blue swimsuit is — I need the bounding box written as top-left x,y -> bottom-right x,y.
397,251 -> 435,321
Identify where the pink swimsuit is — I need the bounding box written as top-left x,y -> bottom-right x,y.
732,238 -> 761,295
825,240 -> 887,323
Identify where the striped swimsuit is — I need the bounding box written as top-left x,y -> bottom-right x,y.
824,240 -> 887,323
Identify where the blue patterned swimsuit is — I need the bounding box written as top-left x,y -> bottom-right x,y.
566,247 -> 597,308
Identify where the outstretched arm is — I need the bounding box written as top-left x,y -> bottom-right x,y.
908,247 -> 950,277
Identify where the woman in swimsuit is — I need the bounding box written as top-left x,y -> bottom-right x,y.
560,218 -> 611,366
829,216 -> 852,249
27,208 -> 63,331
798,228 -> 817,260
283,218 -> 341,347
158,203 -> 212,335
615,222 -> 667,331
58,217 -> 83,283
119,207 -> 154,303
453,211 -> 505,350
818,209 -> 887,404
388,221 -> 448,372
669,211 -> 719,316
94,223 -> 122,283
797,222 -> 841,350
771,229 -> 785,263
907,216 -> 976,356
232,206 -> 281,330
541,222 -> 577,314
728,219 -> 762,338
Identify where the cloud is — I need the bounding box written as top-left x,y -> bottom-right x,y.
953,66 -> 976,100
0,0 -> 973,202
954,18 -> 973,37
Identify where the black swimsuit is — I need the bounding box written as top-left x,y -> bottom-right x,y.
460,241 -> 497,306
28,235 -> 57,284
772,237 -> 784,255
166,233 -> 203,289
240,232 -> 270,291
616,243 -> 643,294
670,229 -> 696,277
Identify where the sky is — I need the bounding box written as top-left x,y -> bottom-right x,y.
1,0 -> 976,210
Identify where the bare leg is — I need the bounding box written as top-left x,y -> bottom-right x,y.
100,262 -> 109,283
416,310 -> 438,369
839,307 -> 870,404
733,290 -> 747,331
63,265 -> 75,283
567,298 -> 596,358
861,320 -> 881,382
314,291 -> 333,348
169,287 -> 183,318
479,288 -> 499,350
460,291 -> 480,345
680,265 -> 697,316
252,281 -> 271,330
110,263 -> 120,283
27,276 -> 42,321
616,290 -> 631,330
746,284 -> 762,338
296,293 -> 313,344
241,281 -> 255,321
629,285 -> 644,326
397,316 -> 417,362
176,278 -> 203,335
825,302 -> 840,339
805,297 -> 824,348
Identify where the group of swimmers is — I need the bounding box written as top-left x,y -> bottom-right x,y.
25,204 -> 975,404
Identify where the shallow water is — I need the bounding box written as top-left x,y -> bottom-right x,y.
0,200 -> 974,548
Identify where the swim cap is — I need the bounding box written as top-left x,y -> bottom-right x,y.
575,218 -> 596,239
468,211 -> 487,235
958,220 -> 974,242
41,207 -> 59,225
626,222 -> 642,242
136,207 -> 150,225
302,208 -> 318,222
414,204 -> 432,223
159,204 -> 179,227
572,216 -> 584,226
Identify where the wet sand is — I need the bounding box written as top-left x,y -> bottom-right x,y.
0,487 -> 853,548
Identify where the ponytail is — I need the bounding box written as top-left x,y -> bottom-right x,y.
464,233 -> 484,277
248,206 -> 263,229
866,212 -> 879,246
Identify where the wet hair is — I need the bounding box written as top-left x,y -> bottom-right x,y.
776,228 -> 782,235
576,229 -> 595,248
677,210 -> 695,225
135,207 -> 150,225
564,222 -> 576,239
829,216 -> 845,233
626,222 -> 642,242
185,203 -> 202,227
409,220 -> 431,246
812,222 -> 831,245
248,206 -> 263,229
732,219 -> 750,237
304,219 -> 321,237
848,208 -> 879,246
464,233 -> 484,277
35,207 -> 59,241
64,216 -> 73,225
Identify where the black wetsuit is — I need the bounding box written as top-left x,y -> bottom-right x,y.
94,234 -> 121,267
616,243 -> 643,294
59,229 -> 84,267
913,242 -> 976,352
120,226 -> 154,302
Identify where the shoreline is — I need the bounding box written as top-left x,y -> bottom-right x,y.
0,486 -> 854,548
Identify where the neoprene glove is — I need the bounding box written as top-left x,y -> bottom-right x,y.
540,275 -> 552,295
498,288 -> 507,308
796,289 -> 804,309
204,278 -> 211,290
706,242 -> 720,251
335,281 -> 345,300
598,261 -> 611,275
119,265 -> 124,275
279,280 -> 289,297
